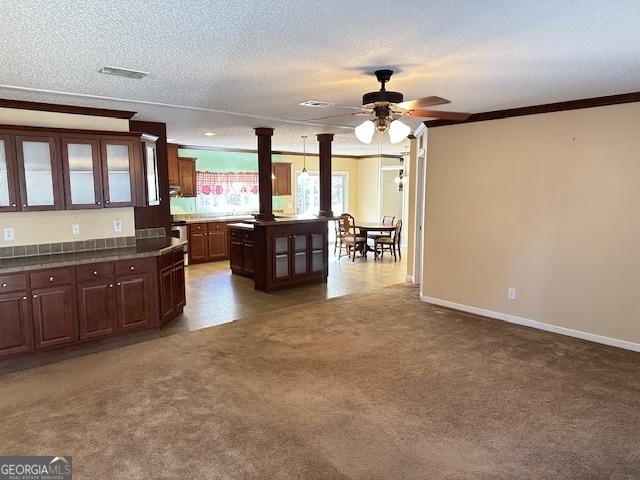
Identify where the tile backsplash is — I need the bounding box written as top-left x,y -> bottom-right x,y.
0,236 -> 136,259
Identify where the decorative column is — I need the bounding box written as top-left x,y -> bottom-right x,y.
254,127 -> 275,221
317,133 -> 334,217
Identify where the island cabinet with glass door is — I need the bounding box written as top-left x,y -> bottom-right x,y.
250,218 -> 330,292
0,124 -> 159,212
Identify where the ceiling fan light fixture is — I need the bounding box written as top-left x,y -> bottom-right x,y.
355,120 -> 375,144
388,119 -> 411,144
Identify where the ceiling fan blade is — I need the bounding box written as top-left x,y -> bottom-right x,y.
403,109 -> 471,121
395,96 -> 450,110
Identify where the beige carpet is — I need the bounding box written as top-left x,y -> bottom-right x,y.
1,283 -> 639,479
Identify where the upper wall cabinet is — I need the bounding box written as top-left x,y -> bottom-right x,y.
61,138 -> 102,209
16,135 -> 63,211
141,135 -> 160,207
101,139 -> 136,207
0,125 -> 153,212
0,134 -> 19,212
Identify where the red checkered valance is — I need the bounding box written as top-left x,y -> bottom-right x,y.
196,172 -> 259,195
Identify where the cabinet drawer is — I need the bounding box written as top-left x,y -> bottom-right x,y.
115,258 -> 151,276
173,248 -> 184,264
76,263 -> 115,283
230,228 -> 253,240
30,268 -> 75,289
207,222 -> 226,231
159,252 -> 173,270
0,273 -> 27,293
190,223 -> 207,233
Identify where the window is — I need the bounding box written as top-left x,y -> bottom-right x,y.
195,171 -> 259,214
295,172 -> 348,216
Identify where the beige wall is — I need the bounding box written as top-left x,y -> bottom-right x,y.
355,156 -> 380,222
0,209 -> 135,246
422,102 -> 640,346
0,108 -> 135,246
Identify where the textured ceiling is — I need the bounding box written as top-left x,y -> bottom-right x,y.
1,0 -> 639,154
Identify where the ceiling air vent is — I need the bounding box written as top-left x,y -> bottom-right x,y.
98,66 -> 149,79
299,100 -> 333,108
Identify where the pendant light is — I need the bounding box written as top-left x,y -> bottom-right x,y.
300,135 -> 309,178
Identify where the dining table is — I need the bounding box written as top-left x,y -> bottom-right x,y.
355,222 -> 396,258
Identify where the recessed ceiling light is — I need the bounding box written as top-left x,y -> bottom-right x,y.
204,132 -> 217,136
299,100 -> 333,108
98,66 -> 149,79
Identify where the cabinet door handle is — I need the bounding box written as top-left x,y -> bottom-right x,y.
49,276 -> 54,282
109,284 -> 113,288
129,266 -> 135,271
11,203 -> 16,207
22,203 -> 27,207
1,283 -> 6,288
32,294 -> 37,298
105,200 -> 110,204
93,270 -> 98,275
22,296 -> 27,300
97,201 -> 101,205
117,282 -> 121,286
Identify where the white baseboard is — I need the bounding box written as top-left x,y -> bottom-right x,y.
420,294 -> 640,353
406,275 -> 415,283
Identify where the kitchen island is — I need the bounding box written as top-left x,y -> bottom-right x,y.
228,215 -> 332,292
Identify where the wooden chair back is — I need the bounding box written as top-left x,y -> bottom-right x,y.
382,215 -> 395,226
394,219 -> 402,246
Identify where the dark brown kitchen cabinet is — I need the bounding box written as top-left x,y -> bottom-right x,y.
207,222 -> 228,260
61,138 -> 103,209
16,134 -> 64,211
159,250 -> 186,327
0,291 -> 33,358
188,222 -> 229,263
0,134 -> 20,212
101,139 -> 137,207
272,162 -> 291,196
77,263 -> 117,341
115,258 -> 158,333
32,283 -> 78,350
228,227 -> 255,277
167,143 -> 180,186
178,157 -> 196,197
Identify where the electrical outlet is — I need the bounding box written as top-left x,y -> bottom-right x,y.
114,219 -> 122,233
508,288 -> 517,300
3,227 -> 14,242
72,224 -> 80,235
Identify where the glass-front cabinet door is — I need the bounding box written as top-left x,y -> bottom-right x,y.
143,139 -> 160,206
293,234 -> 308,277
61,139 -> 102,209
16,135 -> 62,211
273,235 -> 290,281
101,140 -> 135,207
0,134 -> 18,212
311,233 -> 325,273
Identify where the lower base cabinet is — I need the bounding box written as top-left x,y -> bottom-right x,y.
0,247 -> 183,362
0,291 -> 32,358
78,283 -> 117,340
159,250 -> 186,327
229,227 -> 255,277
32,284 -> 78,350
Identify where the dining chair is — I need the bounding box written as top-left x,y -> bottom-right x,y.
338,214 -> 366,261
335,213 -> 352,256
374,219 -> 402,261
367,215 -> 396,241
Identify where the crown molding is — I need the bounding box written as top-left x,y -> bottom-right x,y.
425,91 -> 640,128
174,143 -> 402,159
0,98 -> 137,119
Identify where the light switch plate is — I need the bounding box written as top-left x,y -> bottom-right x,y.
3,227 -> 14,241
72,224 -> 80,235
114,219 -> 122,233
507,288 -> 517,300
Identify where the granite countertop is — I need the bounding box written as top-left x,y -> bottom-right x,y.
226,222 -> 255,230
0,237 -> 187,274
255,214 -> 335,225
172,215 -> 255,224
